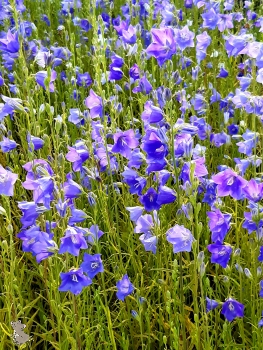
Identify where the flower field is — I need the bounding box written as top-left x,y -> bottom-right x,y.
1,0 -> 263,348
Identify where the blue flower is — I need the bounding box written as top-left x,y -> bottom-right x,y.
58,268 -> 92,295
206,297 -> 219,312
174,26 -> 195,51
18,201 -> 48,228
86,224 -> 104,245
116,274 -> 134,301
80,253 -> 104,279
63,177 -> 83,199
139,233 -> 158,254
59,226 -> 88,256
0,165 -> 18,196
166,224 -> 195,253
207,209 -> 232,243
68,206 -> 87,225
27,134 -> 44,151
76,72 -> 92,87
140,188 -> 160,212
207,243 -> 232,268
122,168 -> 146,195
0,136 -> 17,152
221,298 -> 244,322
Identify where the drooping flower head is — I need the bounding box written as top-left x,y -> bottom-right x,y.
166,224 -> 195,253
207,243 -> 232,268
85,89 -> 103,118
58,268 -> 92,295
221,298 -> 244,322
116,274 -> 134,301
80,253 -> 104,279
0,165 -> 18,196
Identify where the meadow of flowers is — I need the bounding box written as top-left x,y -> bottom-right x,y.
1,0 -> 263,348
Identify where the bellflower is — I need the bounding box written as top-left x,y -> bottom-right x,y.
146,27 -> 176,66
29,236 -> 57,263
134,214 -> 155,234
35,70 -> 56,92
122,168 -> 146,195
166,224 -> 195,253
80,253 -> 104,279
212,168 -> 247,200
126,206 -> 144,222
243,179 -> 263,202
202,9 -> 219,30
221,298 -> 244,322
139,233 -> 158,254
0,165 -> 18,196
112,129 -> 139,158
129,64 -> 140,81
116,274 -> 134,301
59,226 -> 88,256
121,24 -> 137,44
206,297 -> 219,312
207,243 -> 232,268
140,188 -> 160,211
76,72 -> 92,87
141,101 -> 163,124
68,108 -> 85,126
58,268 -> 92,295
63,177 -> 83,199
217,14 -> 234,32
85,89 -> 103,118
18,201 -> 48,228
66,140 -> 89,171
68,206 -> 88,225
0,137 -> 17,152
127,148 -> 145,169
236,130 -> 258,157
207,209 -> 232,243
86,224 -> 104,245
27,134 -> 44,151
174,26 -> 195,51
0,30 -> 20,53
132,75 -> 153,94
258,246 -> 263,262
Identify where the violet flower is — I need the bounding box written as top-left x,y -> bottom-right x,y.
116,274 -> 134,301
58,268 -> 92,295
221,298 -> 244,322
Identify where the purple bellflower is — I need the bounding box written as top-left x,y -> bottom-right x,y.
0,137 -> 17,152
139,233 -> 158,254
66,140 -> 89,171
174,26 -> 195,51
212,168 -> 247,200
35,70 -> 56,92
166,224 -> 195,253
116,274 -> 134,301
207,209 -> 232,243
243,179 -> 263,202
0,165 -> 18,196
58,268 -> 92,295
221,298 -> 244,322
86,224 -> 104,245
146,27 -> 176,66
206,297 -> 219,312
85,89 -> 103,118
59,226 -> 88,256
112,129 -> 139,158
80,253 -> 104,279
207,243 -> 232,268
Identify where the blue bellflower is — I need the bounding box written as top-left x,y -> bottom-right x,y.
58,268 -> 92,295
116,274 -> 134,301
